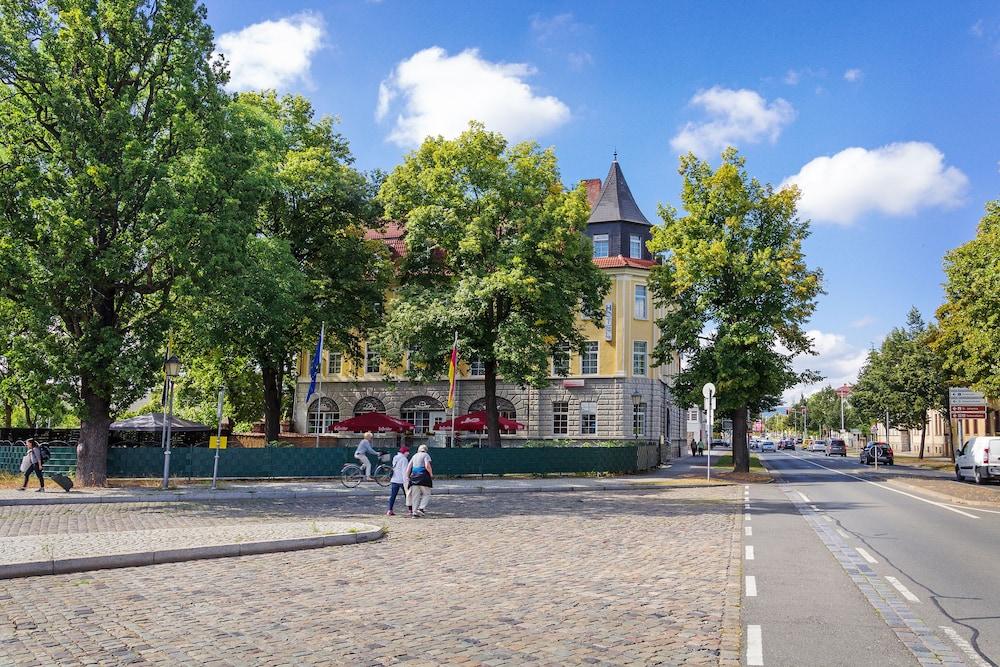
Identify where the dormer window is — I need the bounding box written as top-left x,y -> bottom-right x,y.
629,234 -> 642,258
593,234 -> 609,258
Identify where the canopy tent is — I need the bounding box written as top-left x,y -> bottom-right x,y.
110,413 -> 212,433
329,412 -> 415,433
434,410 -> 525,432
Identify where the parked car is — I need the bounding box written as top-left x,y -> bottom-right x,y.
955,437 -> 1000,485
809,439 -> 827,452
778,439 -> 795,450
826,439 -> 847,457
749,439 -> 760,451
760,440 -> 776,453
860,442 -> 893,465
795,437 -> 803,445
710,439 -> 730,449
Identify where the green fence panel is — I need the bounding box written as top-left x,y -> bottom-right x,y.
0,445 -> 76,475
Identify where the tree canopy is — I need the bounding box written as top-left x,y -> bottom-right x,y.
648,148 -> 822,472
376,123 -> 610,446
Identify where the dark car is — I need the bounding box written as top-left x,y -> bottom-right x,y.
860,442 -> 893,465
826,439 -> 847,457
778,439 -> 795,450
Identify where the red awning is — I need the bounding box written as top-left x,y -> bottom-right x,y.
329,412 -> 415,433
434,410 -> 525,432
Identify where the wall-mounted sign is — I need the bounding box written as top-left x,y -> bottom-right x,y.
562,379 -> 585,388
604,303 -> 614,342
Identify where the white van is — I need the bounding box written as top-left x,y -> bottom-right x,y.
955,437 -> 1000,485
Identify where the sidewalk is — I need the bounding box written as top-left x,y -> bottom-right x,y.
0,455 -> 735,507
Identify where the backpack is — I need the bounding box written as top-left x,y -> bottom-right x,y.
38,444 -> 51,463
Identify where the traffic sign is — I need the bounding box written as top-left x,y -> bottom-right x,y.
209,436 -> 228,449
702,383 -> 716,398
950,405 -> 986,419
949,388 -> 986,407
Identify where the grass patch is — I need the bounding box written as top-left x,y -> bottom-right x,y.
710,455 -> 765,470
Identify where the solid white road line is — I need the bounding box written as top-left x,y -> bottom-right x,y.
855,547 -> 878,564
746,575 -> 757,597
745,526 -> 753,536
746,545 -> 755,560
837,528 -> 851,539
788,454 -> 981,519
940,626 -> 991,667
885,576 -> 920,603
797,491 -> 811,503
747,625 -> 763,666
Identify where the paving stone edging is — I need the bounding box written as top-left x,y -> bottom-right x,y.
0,480 -> 712,507
718,490 -> 744,667
0,524 -> 385,580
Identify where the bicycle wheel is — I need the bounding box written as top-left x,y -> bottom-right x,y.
341,464 -> 363,488
373,464 -> 392,487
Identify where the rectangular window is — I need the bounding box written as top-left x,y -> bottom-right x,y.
688,408 -> 700,422
581,401 -> 597,435
633,341 -> 647,376
470,358 -> 485,376
633,403 -> 647,437
552,343 -> 570,376
552,401 -> 568,435
630,234 -> 642,258
581,341 -> 599,375
634,284 -> 647,319
401,410 -> 432,434
328,351 -> 342,375
593,234 -> 609,258
365,346 -> 380,374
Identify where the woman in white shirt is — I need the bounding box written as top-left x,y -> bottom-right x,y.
386,446 -> 410,516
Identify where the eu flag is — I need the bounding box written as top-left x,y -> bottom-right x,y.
305,324 -> 324,403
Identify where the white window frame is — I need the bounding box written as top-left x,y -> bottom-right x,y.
630,234 -> 642,258
401,410 -> 432,434
307,399 -> 340,434
633,340 -> 647,376
634,284 -> 647,320
593,234 -> 609,258
470,358 -> 485,376
580,401 -> 597,435
581,341 -> 599,375
365,346 -> 380,374
633,402 -> 647,437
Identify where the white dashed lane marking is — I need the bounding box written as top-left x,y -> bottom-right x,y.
745,526 -> 753,536
746,575 -> 757,597
855,547 -> 878,564
836,528 -> 851,539
797,491 -> 811,503
747,625 -> 763,666
745,545 -> 755,560
940,626 -> 991,667
885,576 -> 920,603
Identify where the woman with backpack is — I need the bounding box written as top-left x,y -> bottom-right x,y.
18,438 -> 45,492
405,444 -> 433,517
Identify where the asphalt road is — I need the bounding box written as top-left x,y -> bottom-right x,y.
746,449 -> 1000,666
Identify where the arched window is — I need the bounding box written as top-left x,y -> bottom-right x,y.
469,397 -> 518,434
307,398 -> 340,434
353,396 -> 386,416
401,396 -> 445,434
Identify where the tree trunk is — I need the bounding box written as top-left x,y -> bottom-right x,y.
76,378 -> 112,486
262,364 -> 283,443
732,407 -> 750,473
484,358 -> 501,448
918,417 -> 927,459
22,398 -> 34,429
2,401 -> 10,429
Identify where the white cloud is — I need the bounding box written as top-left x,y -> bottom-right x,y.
670,86 -> 796,157
376,47 -> 571,147
782,142 -> 968,225
783,70 -> 801,85
971,19 -> 985,37
850,315 -> 876,328
530,13 -> 581,42
217,13 -> 324,91
843,68 -> 863,82
782,329 -> 868,405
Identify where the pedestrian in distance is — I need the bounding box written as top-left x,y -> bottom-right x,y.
690,440 -> 697,457
18,438 -> 44,492
406,444 -> 434,517
386,445 -> 410,516
354,431 -> 377,481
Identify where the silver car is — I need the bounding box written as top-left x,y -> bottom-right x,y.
761,440 -> 776,453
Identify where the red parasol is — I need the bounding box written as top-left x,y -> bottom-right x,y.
434,410 -> 525,432
329,412 -> 415,433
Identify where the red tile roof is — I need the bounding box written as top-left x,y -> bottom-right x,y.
365,221 -> 406,258
592,255 -> 657,269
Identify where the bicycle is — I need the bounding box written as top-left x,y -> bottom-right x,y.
341,452 -> 392,488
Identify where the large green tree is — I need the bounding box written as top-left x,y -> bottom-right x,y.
177,92 -> 390,442
934,201 -> 1000,399
377,123 -> 610,447
0,0 -> 264,484
648,149 -> 823,472
852,308 -> 948,458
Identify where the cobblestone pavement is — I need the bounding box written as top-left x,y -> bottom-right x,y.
0,487 -> 741,666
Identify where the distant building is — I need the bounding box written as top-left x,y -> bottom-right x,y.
293,157 -> 686,457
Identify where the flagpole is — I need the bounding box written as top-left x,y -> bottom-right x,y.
315,322 -> 325,448
450,332 -> 458,449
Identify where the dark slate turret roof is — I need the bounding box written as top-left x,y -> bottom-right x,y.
587,159 -> 650,226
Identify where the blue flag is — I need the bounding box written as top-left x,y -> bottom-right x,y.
305,324 -> 324,403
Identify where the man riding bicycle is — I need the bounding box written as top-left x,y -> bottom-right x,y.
354,431 -> 378,481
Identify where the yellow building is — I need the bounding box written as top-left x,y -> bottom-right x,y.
293,158 -> 685,455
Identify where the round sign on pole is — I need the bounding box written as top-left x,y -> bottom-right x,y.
702,382 -> 716,398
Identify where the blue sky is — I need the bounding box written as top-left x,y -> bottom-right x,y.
205,1 -> 1000,402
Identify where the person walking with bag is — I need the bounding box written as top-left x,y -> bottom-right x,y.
386,445 -> 410,516
406,444 -> 433,517
18,439 -> 44,492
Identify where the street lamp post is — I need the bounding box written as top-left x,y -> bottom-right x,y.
161,354 -> 181,490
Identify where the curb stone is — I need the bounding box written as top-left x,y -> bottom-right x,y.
719,488 -> 743,667
0,525 -> 384,580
